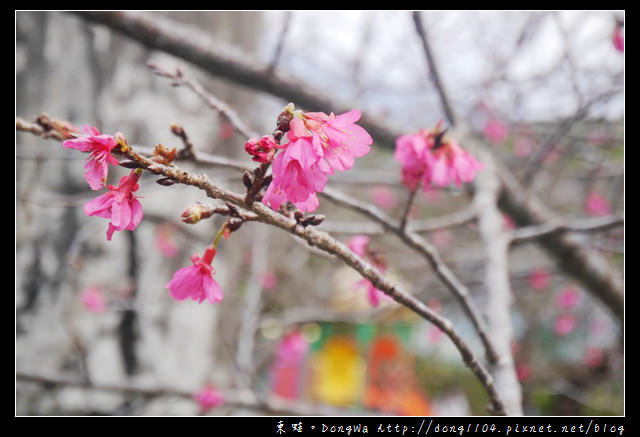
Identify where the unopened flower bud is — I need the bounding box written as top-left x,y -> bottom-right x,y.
244,135 -> 279,163
170,123 -> 185,137
300,214 -> 325,227
242,171 -> 254,189
156,177 -> 176,186
181,202 -> 215,224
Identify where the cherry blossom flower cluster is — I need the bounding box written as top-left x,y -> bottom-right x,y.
244,106 -> 373,213
63,125 -> 143,241
394,121 -> 484,192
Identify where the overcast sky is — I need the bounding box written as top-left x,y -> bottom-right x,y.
255,11 -> 624,128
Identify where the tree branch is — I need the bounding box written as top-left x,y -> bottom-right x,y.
473,148 -> 523,415
17,119 -> 507,415
16,370 -> 371,416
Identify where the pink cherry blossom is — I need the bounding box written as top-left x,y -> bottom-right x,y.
218,122 -> 235,140
584,192 -> 612,217
431,229 -> 452,250
426,325 -> 443,343
394,123 -> 483,191
483,119 -> 509,144
394,131 -> 431,191
84,171 -> 143,241
347,235 -> 370,257
583,347 -> 604,368
62,124 -> 120,190
586,129 -> 610,146
613,26 -> 624,52
262,109 -> 372,213
260,271 -> 278,291
274,330 -> 309,368
555,286 -> 581,310
516,363 -> 532,382
371,185 -> 397,209
346,235 -> 390,307
528,268 -> 551,290
352,278 -> 388,307
165,246 -> 223,304
514,137 -> 535,157
502,214 -> 516,230
80,286 -> 107,313
261,133 -> 328,213
296,110 -> 373,174
193,384 -> 225,412
155,224 -> 179,258
554,314 -> 576,336
262,179 -> 321,213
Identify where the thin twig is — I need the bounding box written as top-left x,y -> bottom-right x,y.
510,214 -> 624,245
266,11 -> 292,73
412,11 -> 457,126
149,63 -> 259,140
399,187 -> 419,233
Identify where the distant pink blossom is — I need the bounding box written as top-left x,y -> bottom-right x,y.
542,147 -> 561,165
554,314 -> 576,336
271,330 -> 308,400
511,341 -> 521,356
483,119 -> 509,144
584,192 -> 612,217
193,384 -> 224,412
516,363 -> 532,382
427,298 -> 443,313
84,170 -> 143,241
588,317 -> 607,336
155,224 -> 179,258
555,286 -> 581,310
586,129 -> 610,146
63,125 -> 120,190
352,278 -> 388,307
514,137 -> 535,157
347,235 -> 390,307
274,330 -> 309,368
395,122 -> 483,191
371,185 -> 397,209
528,268 -> 550,290
502,214 -> 516,230
426,325 -> 443,343
218,122 -> 235,140
613,26 -> 624,52
80,286 -> 107,313
263,109 -> 372,213
347,235 -> 370,257
260,271 -> 278,291
583,347 -> 604,368
431,229 -> 451,250
165,246 -> 223,304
